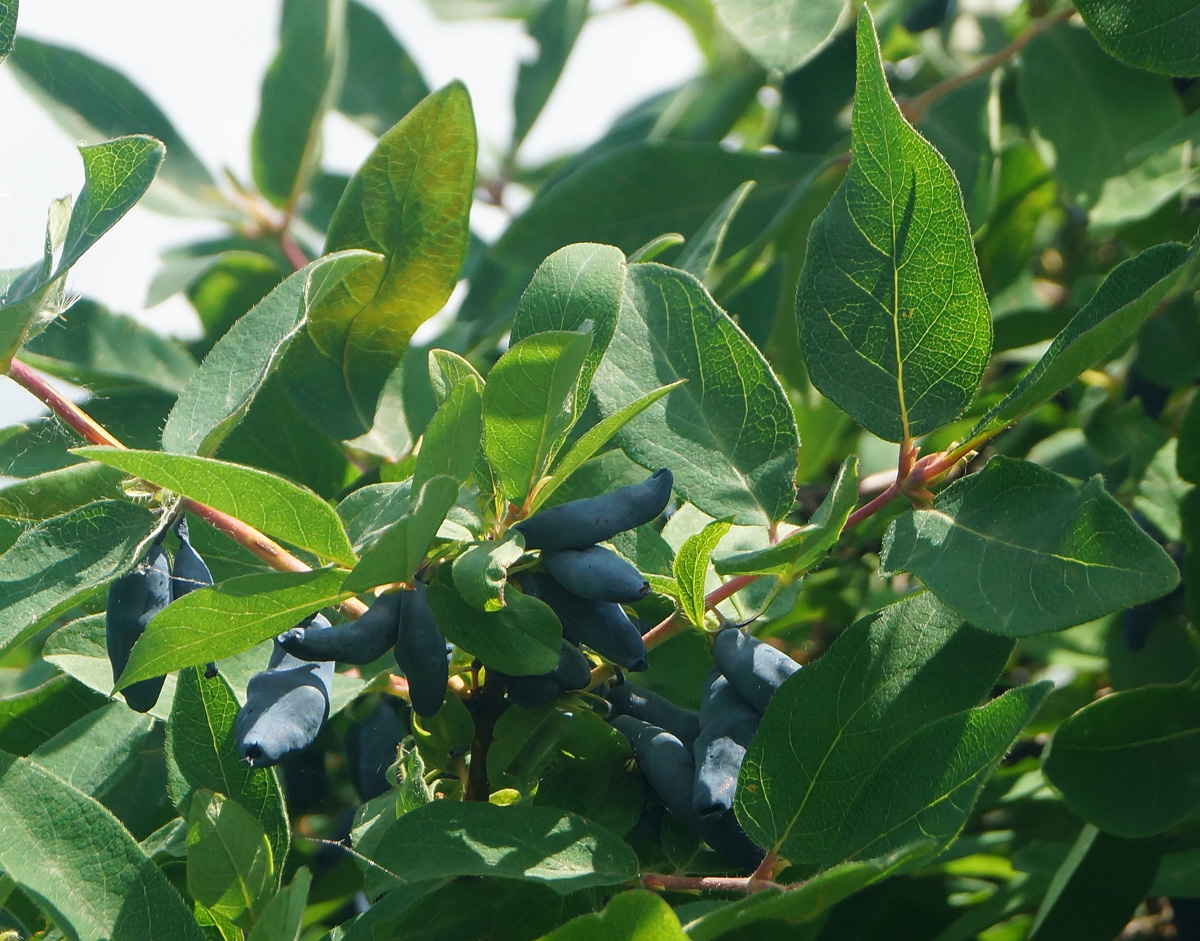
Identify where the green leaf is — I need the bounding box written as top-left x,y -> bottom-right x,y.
494,143 -> 822,267
118,568 -> 351,688
1,137 -> 164,368
0,751 -> 206,941
512,0 -> 588,148
452,533 -> 526,611
428,348 -> 484,404
1180,390 -> 1200,485
483,330 -> 593,503
1074,0 -> 1200,77
161,249 -> 379,456
674,518 -> 732,627
1135,439 -> 1192,543
510,243 -> 626,422
796,9 -> 990,443
880,457 -> 1181,635
971,240 -> 1198,441
715,455 -> 857,577
9,37 -> 223,215
252,0 -> 347,208
338,0 -> 429,135
283,81 -> 476,439
718,0 -> 842,72
167,667 -> 290,872
0,0 -> 14,62
0,462 -> 125,522
246,868 -> 310,941
29,702 -> 154,799
1026,826 -> 1162,941
20,298 -> 197,393
735,592 -> 1013,864
683,849 -> 925,941
187,788 -> 275,927
342,475 -> 459,592
357,800 -> 638,892
531,380 -> 685,514
1042,678 -> 1200,837
1020,24 -> 1183,205
0,499 -> 156,656
425,578 -> 561,675
77,448 -> 357,566
591,262 -> 798,525
413,374 -> 483,490
540,890 -> 686,941
825,682 -> 1050,867
676,181 -> 756,282
0,674 -> 106,758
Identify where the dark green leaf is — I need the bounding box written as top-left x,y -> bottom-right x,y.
880,457 -> 1180,635
676,181 -> 756,282
0,751 -> 206,941
675,518 -> 732,627
736,592 -> 1013,864
338,0 -> 429,135
796,9 -> 990,442
1043,678 -> 1200,837
483,330 -> 593,502
76,448 -> 357,566
20,299 -> 196,393
342,475 -> 459,592
591,262 -> 798,525
1020,24 -> 1183,204
357,800 -> 638,892
167,667 -> 289,871
715,455 -> 857,577
161,249 -> 378,456
425,578 -> 561,675
9,37 -> 222,215
246,868 -> 310,941
0,463 -> 125,522
0,499 -> 156,656
513,0 -> 588,148
0,0 -> 14,62
972,240 -> 1198,441
713,0 -> 843,72
283,82 -> 476,439
1074,0 -> 1200,76
494,143 -> 822,267
825,682 -> 1050,867
252,0 -> 347,208
187,789 -> 275,927
0,675 -> 107,757
428,348 -> 484,404
539,890 -> 686,940
1026,826 -> 1162,941
118,568 -> 351,688
30,702 -> 155,799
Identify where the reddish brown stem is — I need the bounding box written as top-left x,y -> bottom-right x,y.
642,872 -> 786,893
9,359 -> 123,448
279,232 -> 309,272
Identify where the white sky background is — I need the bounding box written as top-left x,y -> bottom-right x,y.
0,0 -> 702,425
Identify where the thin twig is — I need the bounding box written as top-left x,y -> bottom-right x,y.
279,232 -> 309,272
903,6 -> 1076,123
642,872 -> 786,893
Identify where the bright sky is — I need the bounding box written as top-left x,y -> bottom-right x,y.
0,0 -> 701,424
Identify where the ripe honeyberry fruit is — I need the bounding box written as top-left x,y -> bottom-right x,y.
693,671 -> 759,815
169,516 -> 212,600
711,627 -> 800,714
514,469 -> 673,551
235,614 -> 335,767
280,591 -> 402,664
106,543 -> 171,713
535,574 -> 648,671
542,545 -> 651,603
346,698 -> 405,801
505,640 -> 595,708
606,682 -> 700,750
394,582 -> 451,718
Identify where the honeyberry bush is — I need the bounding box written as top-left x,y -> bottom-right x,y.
1,0 -> 1199,936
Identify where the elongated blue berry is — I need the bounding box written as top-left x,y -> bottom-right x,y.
542,545 -> 650,603
693,671 -> 759,815
535,574 -> 647,671
607,682 -> 700,750
711,627 -> 800,714
394,583 -> 451,718
514,469 -> 673,551
280,591 -> 402,664
107,543 -> 171,713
